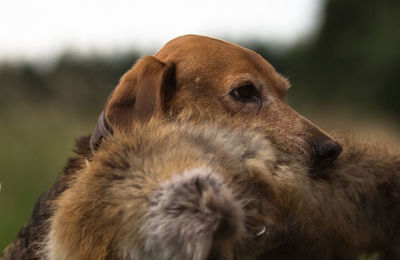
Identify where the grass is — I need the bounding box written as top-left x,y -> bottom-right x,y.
0,105 -> 96,251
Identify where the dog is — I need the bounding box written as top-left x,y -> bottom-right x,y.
100,35 -> 342,175
2,35 -> 399,259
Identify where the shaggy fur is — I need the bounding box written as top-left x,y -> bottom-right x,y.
45,119 -> 282,260
45,119 -> 400,259
141,167 -> 244,260
2,35 -> 399,259
259,133 -> 400,260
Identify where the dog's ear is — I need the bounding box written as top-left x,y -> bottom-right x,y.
105,56 -> 176,131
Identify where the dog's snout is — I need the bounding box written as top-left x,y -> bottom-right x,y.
311,139 -> 343,173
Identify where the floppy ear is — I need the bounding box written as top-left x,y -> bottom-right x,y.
105,56 -> 176,131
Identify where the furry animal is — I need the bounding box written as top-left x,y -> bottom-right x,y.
3,117 -> 399,260
2,35 -> 399,259
45,119 -> 282,260
47,117 -> 400,260
259,132 -> 400,260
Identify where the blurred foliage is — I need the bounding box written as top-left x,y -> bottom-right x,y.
1,0 -> 400,256
0,51 -> 140,114
280,0 -> 400,115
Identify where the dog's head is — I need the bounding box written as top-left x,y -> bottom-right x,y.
98,35 -> 342,175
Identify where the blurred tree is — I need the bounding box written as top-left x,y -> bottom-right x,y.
0,52 -> 139,113
0,63 -> 49,106
286,0 -> 400,114
1,0 -> 399,115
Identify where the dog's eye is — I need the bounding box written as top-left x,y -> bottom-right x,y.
230,84 -> 261,106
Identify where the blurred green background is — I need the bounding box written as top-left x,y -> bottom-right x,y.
1,0 -> 400,257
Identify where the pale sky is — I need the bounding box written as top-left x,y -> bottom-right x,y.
0,0 -> 323,63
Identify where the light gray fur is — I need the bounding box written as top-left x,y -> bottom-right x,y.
139,167 -> 244,260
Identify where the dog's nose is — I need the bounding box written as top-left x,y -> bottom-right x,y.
311,139 -> 343,173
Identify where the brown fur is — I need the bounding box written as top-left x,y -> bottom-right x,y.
260,132 -> 400,259
2,35 -> 399,259
46,119 -> 279,259
81,34 -> 400,259
104,35 -> 342,173
46,117 -> 400,259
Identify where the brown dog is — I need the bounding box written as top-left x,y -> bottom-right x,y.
75,34 -> 400,259
4,35 -> 398,259
0,34 -> 345,259
102,35 -> 342,175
